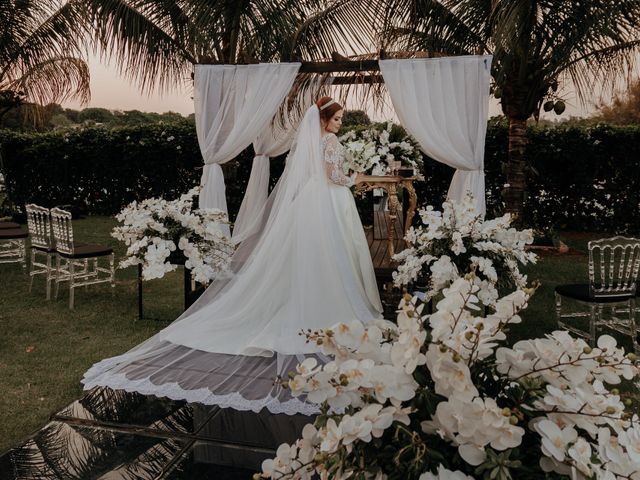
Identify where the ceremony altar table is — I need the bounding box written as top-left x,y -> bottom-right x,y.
355,175 -> 418,260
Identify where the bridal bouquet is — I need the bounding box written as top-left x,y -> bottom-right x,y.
258,203 -> 640,480
393,194 -> 538,303
112,187 -> 234,284
340,122 -> 423,176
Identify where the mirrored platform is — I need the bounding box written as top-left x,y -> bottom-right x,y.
1,387 -> 314,479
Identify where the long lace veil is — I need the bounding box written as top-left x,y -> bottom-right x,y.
180,104 -> 324,315
82,105 -> 340,415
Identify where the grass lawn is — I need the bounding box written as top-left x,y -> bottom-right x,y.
0,217 -> 629,453
0,215 -> 185,453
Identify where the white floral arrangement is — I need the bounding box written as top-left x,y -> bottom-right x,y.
340,122 -> 424,176
256,228 -> 640,480
392,194 -> 538,304
257,195 -> 640,480
258,284 -> 640,480
112,187 -> 234,284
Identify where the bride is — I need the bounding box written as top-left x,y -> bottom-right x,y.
83,97 -> 383,415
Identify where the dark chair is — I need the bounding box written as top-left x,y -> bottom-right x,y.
555,236 -> 640,353
0,221 -> 20,229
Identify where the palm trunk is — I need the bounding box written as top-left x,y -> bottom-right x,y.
504,116 -> 527,224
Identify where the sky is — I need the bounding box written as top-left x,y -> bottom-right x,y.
62,54 -> 617,121
63,56 -> 195,116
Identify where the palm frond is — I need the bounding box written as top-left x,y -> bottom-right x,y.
563,40 -> 640,105
283,0 -> 378,61
280,72 -> 334,122
6,1 -> 87,69
382,0 -> 489,54
9,56 -> 90,106
390,0 -> 640,118
79,0 -> 195,93
0,0 -> 90,108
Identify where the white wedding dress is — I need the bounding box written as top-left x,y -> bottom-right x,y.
83,105 -> 383,415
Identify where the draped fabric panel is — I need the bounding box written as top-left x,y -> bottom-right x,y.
231,121 -> 297,244
379,56 -> 492,215
194,63 -> 301,234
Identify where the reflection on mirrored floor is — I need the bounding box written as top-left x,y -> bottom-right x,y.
0,387 -> 314,479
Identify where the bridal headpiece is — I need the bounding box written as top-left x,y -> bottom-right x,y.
319,99 -> 336,111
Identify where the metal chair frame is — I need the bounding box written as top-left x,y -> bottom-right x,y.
25,204 -> 58,299
50,208 -> 115,309
0,237 -> 27,269
556,236 -> 640,353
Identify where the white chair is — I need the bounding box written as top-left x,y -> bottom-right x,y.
0,221 -> 28,270
555,236 -> 640,353
25,204 -> 57,299
50,207 -> 115,309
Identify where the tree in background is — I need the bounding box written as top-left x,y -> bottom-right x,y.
597,78 -> 640,125
0,105 -> 190,131
72,0 -> 374,95
342,110 -> 371,128
0,0 -> 90,124
1,103 -> 67,132
383,0 -> 640,222
78,107 -> 115,124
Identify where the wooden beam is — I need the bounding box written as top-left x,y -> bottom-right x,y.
299,59 -> 380,73
194,51 -> 450,74
331,74 -> 384,85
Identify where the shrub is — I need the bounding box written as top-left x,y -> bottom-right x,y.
2,121 -> 640,233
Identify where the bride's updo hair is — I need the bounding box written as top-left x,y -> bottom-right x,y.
316,96 -> 343,122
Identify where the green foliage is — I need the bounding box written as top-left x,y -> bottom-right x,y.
2,122 -> 640,233
596,78 -> 640,125
342,110 -> 371,128
385,1 -> 640,121
402,122 -> 640,234
78,107 -> 115,124
0,122 -> 205,215
0,104 -> 193,131
0,90 -> 24,117
76,0 -> 375,95
522,123 -> 640,233
0,0 -> 89,107
0,121 -> 280,222
49,113 -> 73,129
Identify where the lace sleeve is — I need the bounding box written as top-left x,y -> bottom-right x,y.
323,134 -> 356,187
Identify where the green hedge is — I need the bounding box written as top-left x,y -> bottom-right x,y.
0,123 -> 271,222
1,122 -> 640,232
0,123 -> 202,216
524,124 -> 640,233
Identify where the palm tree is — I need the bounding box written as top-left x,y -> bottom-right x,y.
0,0 -> 90,119
382,0 -> 640,221
72,0 -> 376,95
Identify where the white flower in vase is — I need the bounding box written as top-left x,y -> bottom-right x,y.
112,186 -> 234,283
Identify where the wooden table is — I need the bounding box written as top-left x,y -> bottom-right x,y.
355,175 -> 418,258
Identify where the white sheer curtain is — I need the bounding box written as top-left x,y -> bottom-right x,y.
231,120 -> 297,244
379,56 -> 492,215
194,63 -> 301,235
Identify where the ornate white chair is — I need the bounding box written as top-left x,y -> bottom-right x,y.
50,207 -> 115,309
0,225 -> 28,269
555,236 -> 640,353
25,204 -> 58,299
